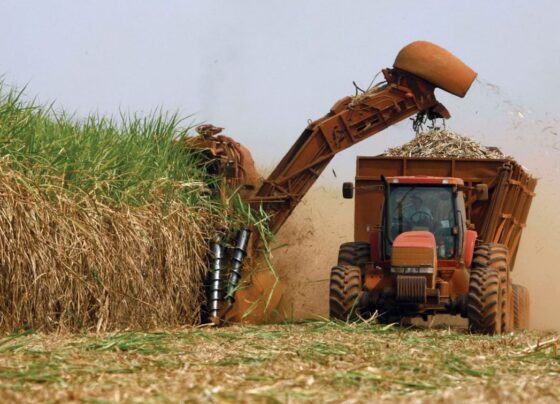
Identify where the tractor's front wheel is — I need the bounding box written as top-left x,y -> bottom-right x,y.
467,243 -> 511,334
338,241 -> 371,269
329,264 -> 363,322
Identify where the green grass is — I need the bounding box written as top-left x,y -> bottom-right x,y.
0,80 -> 273,246
0,322 -> 557,402
0,81 -> 216,207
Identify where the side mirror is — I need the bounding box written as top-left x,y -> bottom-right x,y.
475,184 -> 488,201
342,182 -> 354,199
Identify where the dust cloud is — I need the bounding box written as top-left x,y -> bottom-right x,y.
512,178 -> 560,330
270,181 -> 560,330
271,187 -> 353,320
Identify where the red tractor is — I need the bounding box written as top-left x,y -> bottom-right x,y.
331,157 -> 535,333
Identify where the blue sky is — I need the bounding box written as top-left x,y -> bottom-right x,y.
1,0 -> 559,180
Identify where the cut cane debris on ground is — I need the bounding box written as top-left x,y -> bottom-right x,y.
0,322 -> 557,402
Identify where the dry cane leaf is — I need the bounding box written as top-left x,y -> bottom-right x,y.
384,128 -> 510,159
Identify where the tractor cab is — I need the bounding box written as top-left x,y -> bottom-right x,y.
381,176 -> 466,261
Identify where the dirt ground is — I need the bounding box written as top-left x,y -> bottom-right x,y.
0,323 -> 557,403
271,184 -> 560,330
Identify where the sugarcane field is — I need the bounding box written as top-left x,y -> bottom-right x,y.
1,2 -> 559,403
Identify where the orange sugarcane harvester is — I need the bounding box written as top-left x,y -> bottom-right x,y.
185,41 -> 535,334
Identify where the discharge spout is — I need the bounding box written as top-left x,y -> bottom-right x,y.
394,40 -> 477,98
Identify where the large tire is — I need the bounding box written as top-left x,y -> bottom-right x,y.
338,242 -> 371,273
468,243 -> 511,334
512,284 -> 530,330
329,264 -> 363,321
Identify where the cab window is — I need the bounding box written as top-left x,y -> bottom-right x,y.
385,185 -> 457,259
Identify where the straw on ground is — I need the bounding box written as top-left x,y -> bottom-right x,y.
0,322 -> 557,402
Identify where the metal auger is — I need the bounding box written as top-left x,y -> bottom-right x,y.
208,238 -> 225,322
225,228 -> 251,304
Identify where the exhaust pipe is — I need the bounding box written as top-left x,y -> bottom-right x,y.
226,228 -> 251,304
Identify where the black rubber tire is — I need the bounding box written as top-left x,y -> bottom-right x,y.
338,242 -> 371,272
512,284 -> 530,330
329,264 -> 363,322
468,243 -> 510,334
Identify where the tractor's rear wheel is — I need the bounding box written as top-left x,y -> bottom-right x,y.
338,242 -> 371,271
468,243 -> 511,334
329,264 -> 363,321
512,284 -> 530,330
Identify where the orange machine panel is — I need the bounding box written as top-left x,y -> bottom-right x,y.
391,231 -> 436,268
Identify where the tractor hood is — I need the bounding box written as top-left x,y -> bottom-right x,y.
391,231 -> 437,271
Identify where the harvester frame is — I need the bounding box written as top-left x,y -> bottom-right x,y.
189,41 -> 535,332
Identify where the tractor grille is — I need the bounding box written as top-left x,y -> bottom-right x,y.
396,275 -> 427,303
